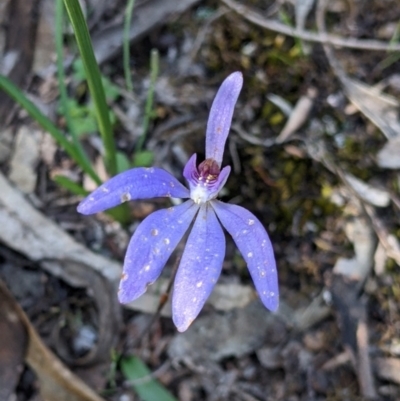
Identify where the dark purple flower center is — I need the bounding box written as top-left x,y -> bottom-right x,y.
197,158 -> 220,183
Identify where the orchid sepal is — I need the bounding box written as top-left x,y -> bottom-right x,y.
77,167 -> 189,215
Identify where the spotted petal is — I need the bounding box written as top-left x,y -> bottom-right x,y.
212,200 -> 278,311
206,72 -> 243,167
119,200 -> 199,303
172,203 -> 225,332
77,167 -> 189,214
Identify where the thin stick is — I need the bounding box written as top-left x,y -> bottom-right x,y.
222,0 -> 400,52
135,49 -> 159,154
123,0 -> 136,93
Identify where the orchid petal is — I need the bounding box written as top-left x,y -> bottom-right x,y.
172,204 -> 225,332
183,153 -> 197,182
118,200 -> 199,303
183,154 -> 231,203
77,167 -> 189,214
206,72 -> 243,167
212,200 -> 278,311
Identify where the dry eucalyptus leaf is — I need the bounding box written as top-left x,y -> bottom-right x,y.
377,136 -> 400,169
8,127 -> 41,194
344,173 -> 390,207
275,88 -> 317,143
375,358 -> 400,385
0,280 -> 106,401
342,76 -> 400,140
333,218 -> 376,284
374,242 -> 387,276
295,0 -> 315,31
267,93 -> 293,117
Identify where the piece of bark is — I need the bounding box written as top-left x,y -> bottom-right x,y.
0,0 -> 41,122
0,281 -> 27,401
0,279 -> 107,401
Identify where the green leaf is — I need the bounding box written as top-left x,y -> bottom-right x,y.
102,77 -> 121,103
53,175 -> 89,196
72,116 -> 98,137
63,0 -> 117,176
116,151 -> 131,173
132,150 -> 154,167
72,60 -> 120,103
121,356 -> 178,401
123,0 -> 136,92
106,203 -> 132,225
72,58 -> 86,82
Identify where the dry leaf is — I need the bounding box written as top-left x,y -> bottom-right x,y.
336,71 -> 400,141
333,218 -> 376,284
295,0 -> 315,32
344,173 -> 390,207
375,358 -> 400,385
0,280 -> 106,401
275,88 -> 317,143
8,127 -> 41,194
377,136 -> 400,169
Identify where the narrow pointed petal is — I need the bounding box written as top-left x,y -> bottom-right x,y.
212,200 -> 278,311
206,72 -> 243,167
119,201 -> 199,303
77,167 -> 189,215
172,204 -> 225,332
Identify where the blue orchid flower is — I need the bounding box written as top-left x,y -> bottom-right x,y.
77,72 -> 278,332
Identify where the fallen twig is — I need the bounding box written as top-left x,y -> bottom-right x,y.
221,0 -> 400,52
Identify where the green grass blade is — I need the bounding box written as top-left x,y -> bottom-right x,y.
53,175 -> 89,196
135,49 -> 159,153
55,0 -> 99,182
121,356 -> 178,401
0,75 -> 100,184
55,0 -> 76,142
63,0 -> 117,176
124,0 -> 136,93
